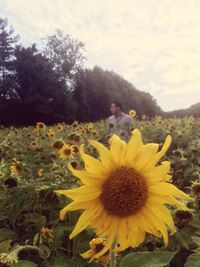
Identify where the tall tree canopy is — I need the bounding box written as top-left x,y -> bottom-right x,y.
42,29 -> 85,89
0,17 -> 19,97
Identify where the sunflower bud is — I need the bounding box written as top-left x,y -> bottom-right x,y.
175,210 -> 193,227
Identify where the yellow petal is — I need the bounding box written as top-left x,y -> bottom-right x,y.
67,163 -> 104,185
133,143 -> 159,171
126,129 -> 143,166
144,211 -> 169,246
91,218 -> 118,260
70,204 -> 103,239
55,186 -> 101,201
149,182 -> 191,199
80,249 -> 93,259
163,195 -> 189,210
94,213 -> 114,237
80,145 -> 107,174
146,201 -> 175,231
116,219 -> 129,252
59,200 -> 95,220
129,229 -> 145,248
131,211 -> 161,238
144,161 -> 171,183
146,135 -> 172,169
89,140 -> 115,169
109,135 -> 127,165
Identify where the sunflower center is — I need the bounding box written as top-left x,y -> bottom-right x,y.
64,149 -> 71,155
100,167 -> 148,217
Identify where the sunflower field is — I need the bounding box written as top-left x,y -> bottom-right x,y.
0,116 -> 199,267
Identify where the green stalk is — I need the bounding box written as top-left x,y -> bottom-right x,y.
109,242 -> 116,267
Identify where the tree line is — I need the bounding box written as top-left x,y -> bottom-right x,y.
0,17 -> 172,126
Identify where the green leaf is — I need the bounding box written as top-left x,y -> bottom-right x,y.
120,251 -> 176,267
0,228 -> 16,242
15,260 -> 38,267
191,236 -> 200,246
175,228 -> 193,248
185,254 -> 200,267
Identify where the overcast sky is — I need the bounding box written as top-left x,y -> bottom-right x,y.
1,0 -> 200,111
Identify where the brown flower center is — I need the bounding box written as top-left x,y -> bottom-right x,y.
100,167 -> 148,217
64,149 -> 71,156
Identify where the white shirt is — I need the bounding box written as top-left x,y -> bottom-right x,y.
106,112 -> 133,140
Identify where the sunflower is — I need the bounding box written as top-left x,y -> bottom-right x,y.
57,123 -> 64,131
38,168 -> 44,177
59,144 -> 74,160
52,140 -> 64,150
10,161 -> 22,177
30,141 -> 38,150
48,130 -> 55,138
36,122 -> 46,130
40,227 -> 53,244
72,145 -> 79,154
81,238 -> 109,266
129,109 -> 137,117
72,120 -> 79,128
55,129 -> 190,260
87,123 -> 94,131
73,134 -> 82,143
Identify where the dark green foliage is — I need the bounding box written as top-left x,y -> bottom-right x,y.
0,17 -> 19,97
74,66 -> 163,121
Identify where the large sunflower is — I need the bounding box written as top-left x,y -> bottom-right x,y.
56,129 -> 190,260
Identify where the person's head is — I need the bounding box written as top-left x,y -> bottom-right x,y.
110,101 -> 122,115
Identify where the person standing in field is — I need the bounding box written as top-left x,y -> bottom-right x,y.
106,102 -> 134,141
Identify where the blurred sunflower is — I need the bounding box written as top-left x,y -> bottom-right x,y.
36,122 -> 46,131
73,134 -> 82,143
30,141 -> 38,150
57,124 -> 64,131
72,120 -> 79,128
72,145 -> 79,154
59,144 -> 74,160
129,109 -> 137,117
52,140 -> 64,150
87,123 -> 94,131
91,130 -> 99,137
38,168 -> 44,177
41,227 -> 53,244
10,161 -> 22,177
56,129 -> 191,260
48,130 -> 55,138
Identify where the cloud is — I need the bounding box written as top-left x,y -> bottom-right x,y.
0,0 -> 200,111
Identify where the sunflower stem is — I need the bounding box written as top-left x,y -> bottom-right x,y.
109,242 -> 116,267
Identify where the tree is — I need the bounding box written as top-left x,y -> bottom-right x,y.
0,17 -> 19,97
0,44 -> 77,125
42,29 -> 85,89
74,66 -> 163,121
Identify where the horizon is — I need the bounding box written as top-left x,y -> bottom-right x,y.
1,0 -> 200,112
